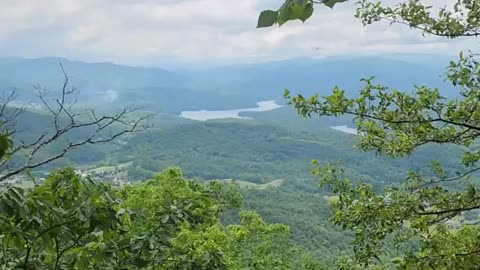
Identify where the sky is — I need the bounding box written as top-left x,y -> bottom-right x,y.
0,0 -> 476,67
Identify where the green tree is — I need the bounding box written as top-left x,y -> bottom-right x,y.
0,168 -> 126,269
259,0 -> 480,268
122,168 -> 322,269
0,167 -> 321,269
165,211 -> 325,270
119,168 -> 243,268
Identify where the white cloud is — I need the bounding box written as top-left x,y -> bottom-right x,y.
0,0 -> 475,66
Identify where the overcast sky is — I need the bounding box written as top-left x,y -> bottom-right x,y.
0,0 -> 476,67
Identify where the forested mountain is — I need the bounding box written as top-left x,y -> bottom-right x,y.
115,119 -> 463,185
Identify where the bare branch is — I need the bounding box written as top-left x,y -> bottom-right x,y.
412,166 -> 480,190
0,63 -> 151,182
0,89 -> 24,136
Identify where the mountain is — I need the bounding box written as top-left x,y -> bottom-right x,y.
0,57 -> 175,90
180,55 -> 452,99
0,56 -> 453,113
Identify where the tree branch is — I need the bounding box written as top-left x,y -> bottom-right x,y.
0,64 -> 152,182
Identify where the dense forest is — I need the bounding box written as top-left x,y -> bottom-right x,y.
1,0 -> 480,269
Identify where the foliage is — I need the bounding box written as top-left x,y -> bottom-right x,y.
0,132 -> 12,160
0,167 -> 321,269
165,211 -> 325,270
356,0 -> 480,38
110,117 -> 468,266
0,168 -> 125,269
257,0 -> 347,28
118,168 -> 243,267
119,120 -> 460,186
225,184 -> 355,265
259,0 -> 480,38
7,106 -> 465,267
260,0 -> 480,268
4,0 -> 480,267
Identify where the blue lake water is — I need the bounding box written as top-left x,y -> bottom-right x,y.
330,125 -> 357,135
180,100 -> 282,121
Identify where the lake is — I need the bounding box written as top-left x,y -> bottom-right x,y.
180,100 -> 283,121
331,125 -> 357,135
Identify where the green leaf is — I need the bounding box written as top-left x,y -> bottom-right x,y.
300,3 -> 314,22
257,10 -> 278,28
323,0 -> 348,8
290,3 -> 314,22
0,134 -> 12,160
280,1 -> 315,25
161,214 -> 170,224
391,257 -> 402,264
278,4 -> 293,26
116,208 -> 126,216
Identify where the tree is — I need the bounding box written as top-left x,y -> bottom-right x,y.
0,168 -> 126,269
259,0 -> 480,268
0,167 -> 321,269
165,211 -> 326,270
0,63 -> 150,182
120,168 -> 323,269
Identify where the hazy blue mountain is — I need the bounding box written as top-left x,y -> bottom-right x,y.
0,57 -> 176,88
185,55 -> 451,99
0,55 -> 453,113
0,57 -> 177,102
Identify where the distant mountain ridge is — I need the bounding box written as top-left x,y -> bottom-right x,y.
0,56 -> 176,91
0,55 -> 453,113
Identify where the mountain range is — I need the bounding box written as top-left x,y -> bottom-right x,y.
0,55 -> 453,113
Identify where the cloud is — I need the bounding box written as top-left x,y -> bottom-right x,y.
0,0 -> 475,66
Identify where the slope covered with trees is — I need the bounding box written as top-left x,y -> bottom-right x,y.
1,166 -> 325,269
116,119 -> 463,185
